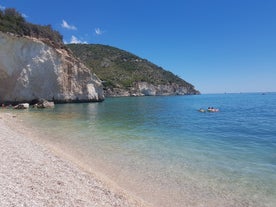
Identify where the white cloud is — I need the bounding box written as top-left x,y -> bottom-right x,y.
61,20 -> 77,30
70,35 -> 87,44
22,13 -> 28,18
95,28 -> 103,35
0,5 -> 6,10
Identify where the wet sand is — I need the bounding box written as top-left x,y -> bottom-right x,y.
0,112 -> 148,207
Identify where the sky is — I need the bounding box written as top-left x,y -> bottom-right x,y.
1,0 -> 276,93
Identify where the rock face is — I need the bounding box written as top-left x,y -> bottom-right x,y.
0,32 -> 104,103
105,82 -> 199,97
135,82 -> 197,96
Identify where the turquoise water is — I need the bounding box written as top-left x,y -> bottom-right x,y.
17,93 -> 276,207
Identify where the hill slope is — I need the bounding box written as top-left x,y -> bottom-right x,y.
0,8 -> 64,49
67,44 -> 199,96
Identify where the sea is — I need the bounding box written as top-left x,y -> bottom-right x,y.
14,93 -> 276,207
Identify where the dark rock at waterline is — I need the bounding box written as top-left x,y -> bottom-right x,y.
13,103 -> 29,109
33,99 -> 55,108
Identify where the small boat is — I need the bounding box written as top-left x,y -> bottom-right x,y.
207,107 -> 219,112
198,108 -> 206,113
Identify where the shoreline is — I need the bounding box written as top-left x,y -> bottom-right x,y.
1,101 -> 274,207
0,112 -> 149,207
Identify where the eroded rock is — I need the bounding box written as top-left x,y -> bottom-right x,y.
0,32 -> 104,103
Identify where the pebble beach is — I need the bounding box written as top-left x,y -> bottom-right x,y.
0,112 -> 148,207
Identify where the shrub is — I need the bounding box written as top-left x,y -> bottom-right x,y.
0,8 -> 63,47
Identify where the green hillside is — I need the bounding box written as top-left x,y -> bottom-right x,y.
67,44 -> 199,95
0,8 -> 63,48
0,7 -> 199,96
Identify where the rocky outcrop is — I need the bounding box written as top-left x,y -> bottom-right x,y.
68,44 -> 200,97
33,99 -> 55,108
105,82 -> 200,97
136,82 -> 199,96
13,103 -> 29,109
0,32 -> 104,104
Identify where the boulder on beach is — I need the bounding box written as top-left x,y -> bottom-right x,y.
13,103 -> 29,109
33,99 -> 55,108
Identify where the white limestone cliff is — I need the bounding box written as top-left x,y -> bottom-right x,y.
0,32 -> 104,103
136,82 -> 191,96
105,82 -> 195,97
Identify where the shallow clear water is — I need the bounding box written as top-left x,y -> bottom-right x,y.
16,93 -> 276,206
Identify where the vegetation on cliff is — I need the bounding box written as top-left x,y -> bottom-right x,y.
0,8 -> 63,48
0,7 -> 199,96
67,44 -> 199,95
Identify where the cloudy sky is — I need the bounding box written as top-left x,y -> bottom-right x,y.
1,0 -> 276,93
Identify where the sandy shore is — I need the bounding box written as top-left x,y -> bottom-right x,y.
0,112 -> 148,207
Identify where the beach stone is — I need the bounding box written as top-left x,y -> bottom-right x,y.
35,99 -> 55,108
0,115 -> 147,207
13,103 -> 29,109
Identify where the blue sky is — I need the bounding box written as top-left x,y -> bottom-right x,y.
1,0 -> 276,93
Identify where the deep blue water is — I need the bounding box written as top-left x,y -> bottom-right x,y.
18,93 -> 276,207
